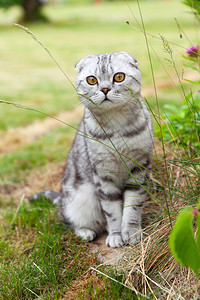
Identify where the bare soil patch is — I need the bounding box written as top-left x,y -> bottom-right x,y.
0,105 -> 83,156
0,162 -> 64,202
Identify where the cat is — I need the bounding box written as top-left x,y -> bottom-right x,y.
32,51 -> 154,248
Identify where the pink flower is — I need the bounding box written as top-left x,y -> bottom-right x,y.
186,45 -> 199,57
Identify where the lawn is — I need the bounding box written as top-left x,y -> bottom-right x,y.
0,0 -> 199,298
0,0 -> 196,131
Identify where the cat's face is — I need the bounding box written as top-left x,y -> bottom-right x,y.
75,52 -> 141,111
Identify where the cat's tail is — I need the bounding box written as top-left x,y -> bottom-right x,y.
30,190 -> 62,205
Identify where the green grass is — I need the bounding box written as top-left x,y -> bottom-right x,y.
0,199 -> 138,299
0,125 -> 76,182
0,0 -> 197,132
0,199 -> 94,299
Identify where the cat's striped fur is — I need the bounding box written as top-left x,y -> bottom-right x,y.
32,52 -> 154,248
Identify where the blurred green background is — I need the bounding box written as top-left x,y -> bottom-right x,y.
0,0 -> 197,132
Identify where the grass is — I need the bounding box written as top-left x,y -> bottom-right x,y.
0,0 -> 196,132
0,0 -> 200,298
0,125 -> 76,182
118,143 -> 200,297
0,199 -> 96,299
0,198 -> 138,299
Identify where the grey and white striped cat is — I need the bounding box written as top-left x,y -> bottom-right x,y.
33,51 -> 154,248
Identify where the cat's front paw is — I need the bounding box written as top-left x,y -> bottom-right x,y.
75,228 -> 96,242
106,234 -> 124,248
122,227 -> 142,245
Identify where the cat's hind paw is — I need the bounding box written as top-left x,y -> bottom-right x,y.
106,234 -> 124,248
75,228 -> 96,242
122,228 -> 142,245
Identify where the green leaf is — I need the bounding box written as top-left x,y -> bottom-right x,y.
184,64 -> 200,73
197,214 -> 200,253
197,200 -> 200,252
169,207 -> 200,277
183,55 -> 197,62
163,104 -> 179,113
184,79 -> 200,85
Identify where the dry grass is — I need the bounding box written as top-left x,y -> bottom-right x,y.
64,271 -> 108,300
0,161 -> 64,207
116,140 -> 200,299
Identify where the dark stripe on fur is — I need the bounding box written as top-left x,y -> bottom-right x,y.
129,61 -> 139,70
99,175 -> 115,183
129,75 -> 140,85
97,189 -> 122,201
138,188 -> 147,195
130,166 -> 145,174
132,203 -> 144,210
87,126 -> 114,140
123,121 -> 148,138
103,210 -> 113,218
123,181 -> 147,191
128,221 -> 140,226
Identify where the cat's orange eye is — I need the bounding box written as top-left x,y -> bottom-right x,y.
86,76 -> 98,85
113,72 -> 125,83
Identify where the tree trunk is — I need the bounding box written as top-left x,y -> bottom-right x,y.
22,0 -> 46,22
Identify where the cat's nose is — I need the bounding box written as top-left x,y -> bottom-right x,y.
101,88 -> 111,95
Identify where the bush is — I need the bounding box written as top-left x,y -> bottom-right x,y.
155,92 -> 200,153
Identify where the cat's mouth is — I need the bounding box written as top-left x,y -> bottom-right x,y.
101,96 -> 112,103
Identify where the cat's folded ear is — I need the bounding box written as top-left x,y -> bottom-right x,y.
75,54 -> 95,72
118,51 -> 139,69
119,51 -> 138,63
